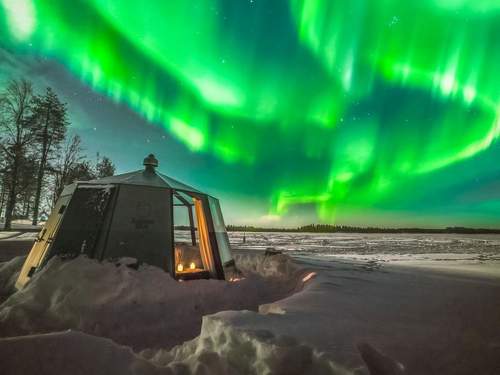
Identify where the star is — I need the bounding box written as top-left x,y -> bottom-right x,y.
389,16 -> 399,27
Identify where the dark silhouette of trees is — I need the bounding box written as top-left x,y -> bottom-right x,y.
95,155 -> 115,178
0,79 -> 36,230
0,80 -> 116,229
50,135 -> 84,206
226,224 -> 500,234
31,87 -> 68,225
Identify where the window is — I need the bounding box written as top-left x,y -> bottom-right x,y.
172,191 -> 214,278
208,197 -> 232,265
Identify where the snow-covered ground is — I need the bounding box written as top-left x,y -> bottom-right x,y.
228,231 -> 500,257
229,232 -> 500,279
1,232 -> 499,374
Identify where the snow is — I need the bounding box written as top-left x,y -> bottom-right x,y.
0,320 -> 348,375
144,311 -> 347,375
0,256 -> 25,302
1,233 -> 500,374
0,231 -> 37,241
0,251 -> 348,375
0,232 -> 21,240
0,253 -> 309,351
229,231 -> 500,257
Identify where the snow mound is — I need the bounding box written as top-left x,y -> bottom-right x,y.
0,253 -> 345,374
234,252 -> 302,279
0,253 -> 308,350
0,256 -> 25,301
0,316 -> 348,375
145,311 -> 348,375
0,330 -> 161,375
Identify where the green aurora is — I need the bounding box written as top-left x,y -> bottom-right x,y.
1,0 -> 499,227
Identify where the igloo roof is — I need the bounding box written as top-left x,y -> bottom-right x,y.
86,154 -> 202,193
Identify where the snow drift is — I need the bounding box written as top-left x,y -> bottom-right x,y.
0,252 -> 346,375
0,256 -> 25,303
0,253 -> 309,350
0,313 -> 348,375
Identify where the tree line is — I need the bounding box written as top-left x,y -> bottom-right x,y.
226,224 -> 500,234
0,79 -> 116,230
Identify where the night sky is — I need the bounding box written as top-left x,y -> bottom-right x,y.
1,0 -> 499,227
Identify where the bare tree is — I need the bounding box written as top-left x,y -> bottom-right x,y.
50,135 -> 84,206
0,79 -> 35,230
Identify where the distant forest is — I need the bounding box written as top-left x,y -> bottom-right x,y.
0,79 -> 116,230
226,224 -> 500,234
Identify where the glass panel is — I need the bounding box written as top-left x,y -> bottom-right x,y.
173,195 -> 204,274
208,197 -> 232,265
50,187 -> 114,259
172,190 -> 214,278
193,197 -> 216,276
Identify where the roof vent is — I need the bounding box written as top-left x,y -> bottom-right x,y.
143,154 -> 158,173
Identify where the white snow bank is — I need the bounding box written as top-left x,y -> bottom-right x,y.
234,252 -> 301,279
0,253 -> 345,375
144,311 -> 348,374
0,256 -> 25,301
0,315 -> 349,375
0,253 -> 309,351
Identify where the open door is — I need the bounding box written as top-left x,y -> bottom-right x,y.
15,192 -> 72,289
173,191 -> 219,280
16,184 -> 115,289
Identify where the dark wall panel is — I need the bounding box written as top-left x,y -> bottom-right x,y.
104,185 -> 172,272
49,187 -> 115,259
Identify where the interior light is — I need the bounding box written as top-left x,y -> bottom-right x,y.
177,263 -> 184,272
189,262 -> 196,270
302,272 -> 316,283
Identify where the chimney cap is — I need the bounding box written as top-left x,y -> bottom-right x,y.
143,154 -> 158,169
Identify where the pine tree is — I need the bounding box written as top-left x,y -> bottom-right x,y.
95,155 -> 115,178
31,87 -> 68,225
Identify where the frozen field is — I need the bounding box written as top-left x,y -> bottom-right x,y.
226,231 -> 500,264
227,231 -> 500,255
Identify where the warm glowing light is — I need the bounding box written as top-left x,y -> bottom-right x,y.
302,272 -> 316,283
229,277 -> 244,282
189,262 -> 196,270
177,263 -> 184,272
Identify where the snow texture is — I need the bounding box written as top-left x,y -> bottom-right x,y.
2,233 -> 499,374
0,253 -> 309,350
0,256 -> 25,302
0,252 -> 348,375
229,232 -> 500,257
0,317 -> 348,375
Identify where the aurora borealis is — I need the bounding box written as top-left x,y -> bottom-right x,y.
1,0 -> 499,227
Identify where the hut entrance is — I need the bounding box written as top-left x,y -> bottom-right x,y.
173,190 -> 215,280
